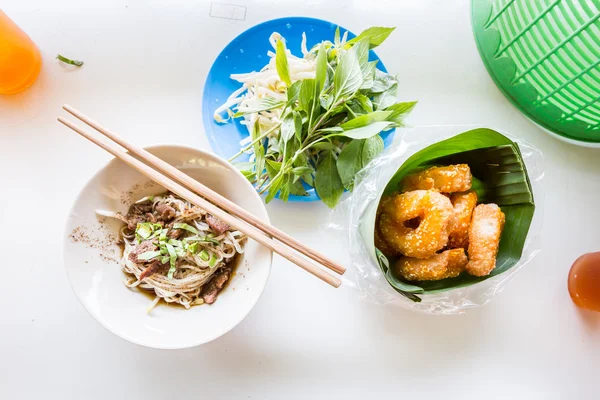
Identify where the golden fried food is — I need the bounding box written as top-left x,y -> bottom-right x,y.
395,249 -> 468,281
374,197 -> 401,258
378,190 -> 454,259
466,204 -> 505,277
448,191 -> 478,249
402,164 -> 472,193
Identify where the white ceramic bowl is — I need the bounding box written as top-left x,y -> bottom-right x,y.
63,145 -> 272,349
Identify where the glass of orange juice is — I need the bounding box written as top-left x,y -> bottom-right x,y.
0,10 -> 42,95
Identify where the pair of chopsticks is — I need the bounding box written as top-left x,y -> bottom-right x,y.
58,105 -> 345,287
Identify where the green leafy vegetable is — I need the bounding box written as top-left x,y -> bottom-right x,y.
315,151 -> 344,208
275,39 -> 292,87
337,135 -> 384,190
334,45 -> 363,101
347,27 -> 396,49
234,97 -> 284,117
208,254 -> 218,268
221,25 -> 416,208
342,121 -> 393,139
56,54 -> 84,66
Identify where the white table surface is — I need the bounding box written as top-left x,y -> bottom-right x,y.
1,0 -> 599,398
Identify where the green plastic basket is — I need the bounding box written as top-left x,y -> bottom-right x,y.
472,0 -> 600,146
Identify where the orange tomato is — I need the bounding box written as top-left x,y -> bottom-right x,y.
0,10 -> 42,95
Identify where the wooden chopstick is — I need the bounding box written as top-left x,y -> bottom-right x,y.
58,116 -> 342,288
62,104 -> 346,276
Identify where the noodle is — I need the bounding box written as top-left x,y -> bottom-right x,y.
103,192 -> 246,312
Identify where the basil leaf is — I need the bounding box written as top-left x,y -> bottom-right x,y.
362,134 -> 384,164
341,111 -> 392,129
293,111 -> 303,142
290,179 -> 309,196
333,45 -> 363,102
341,121 -> 392,139
287,81 -> 302,106
251,120 -> 266,188
315,42 -> 328,92
280,112 -> 295,143
235,97 -> 284,117
386,101 -> 418,124
265,171 -> 286,204
312,141 -> 341,152
347,27 -> 395,49
318,126 -> 344,133
292,166 -> 313,175
373,83 -> 398,110
337,135 -> 384,190
360,61 -> 378,90
276,39 -> 292,86
352,38 -> 370,73
315,151 -> 344,208
371,70 -> 398,93
299,79 -> 316,112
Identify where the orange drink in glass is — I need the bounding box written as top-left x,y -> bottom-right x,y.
0,10 -> 42,95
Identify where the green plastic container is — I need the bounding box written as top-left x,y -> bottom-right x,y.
472,0 -> 600,147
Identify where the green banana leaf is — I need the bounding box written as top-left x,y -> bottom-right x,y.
361,128 -> 535,301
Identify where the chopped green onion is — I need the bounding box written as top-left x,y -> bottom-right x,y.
160,255 -> 169,264
208,254 -> 218,268
167,239 -> 183,247
165,243 -> 177,279
148,195 -> 155,202
136,223 -> 154,239
184,235 -> 220,245
188,242 -> 200,254
172,223 -> 198,235
207,233 -> 216,239
56,54 -> 84,66
159,228 -> 168,242
137,250 -> 161,261
199,250 -> 210,261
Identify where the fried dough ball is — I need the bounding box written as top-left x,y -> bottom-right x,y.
466,204 -> 505,277
394,248 -> 468,281
402,164 -> 472,193
448,191 -> 478,249
378,190 -> 454,259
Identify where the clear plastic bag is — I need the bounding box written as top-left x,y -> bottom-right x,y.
330,125 -> 545,314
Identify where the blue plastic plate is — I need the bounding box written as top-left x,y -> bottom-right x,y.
202,16 -> 395,202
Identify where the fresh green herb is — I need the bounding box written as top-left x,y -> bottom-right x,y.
137,250 -> 162,261
223,26 -> 416,208
275,38 -> 292,87
188,242 -> 200,255
165,243 -> 177,279
199,250 -> 210,262
172,223 -> 198,235
56,54 -> 84,66
184,235 -> 220,245
208,254 -> 218,268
